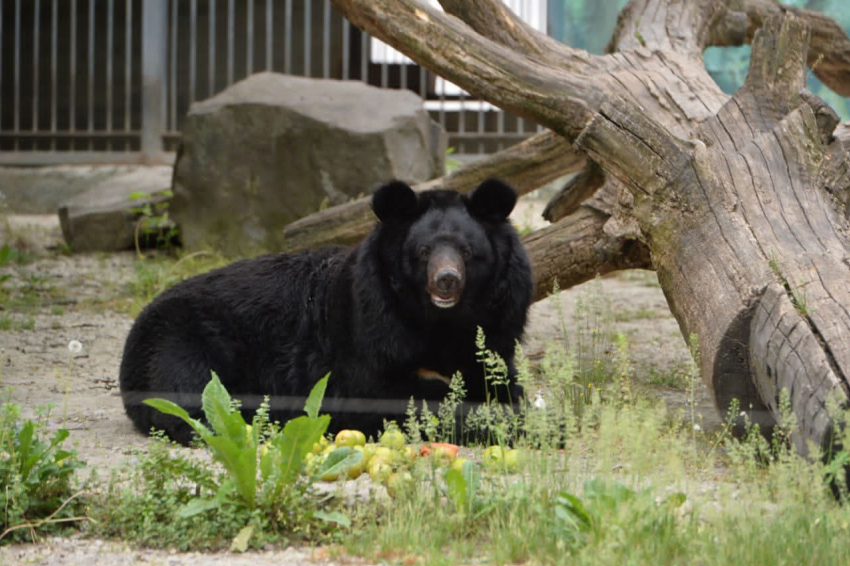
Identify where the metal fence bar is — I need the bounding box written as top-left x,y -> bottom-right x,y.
284,0 -> 291,74
107,0 -> 115,149
341,17 -> 349,80
14,0 -> 20,149
246,0 -> 253,74
170,0 -> 177,131
190,0 -> 196,103
125,0 -> 132,150
70,0 -> 76,147
303,0 -> 311,76
208,0 -> 215,96
33,0 -> 40,138
87,0 -> 94,149
50,0 -> 57,149
322,0 -> 330,78
141,0 -> 167,156
227,0 -> 233,85
359,30 -> 366,82
0,0 -> 3,132
265,0 -> 272,70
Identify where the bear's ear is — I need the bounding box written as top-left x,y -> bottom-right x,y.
372,181 -> 419,223
468,178 -> 517,222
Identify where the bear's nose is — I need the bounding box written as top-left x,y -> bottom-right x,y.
435,269 -> 461,294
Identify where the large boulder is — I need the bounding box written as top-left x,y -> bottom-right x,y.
172,72 -> 446,255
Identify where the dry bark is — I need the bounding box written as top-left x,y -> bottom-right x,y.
282,130 -> 583,252
325,0 -> 850,453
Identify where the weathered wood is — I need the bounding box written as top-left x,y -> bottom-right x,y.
726,0 -> 850,96
524,207 -> 651,302
330,0 -> 850,454
577,14 -> 850,442
750,284 -> 847,455
282,131 -> 584,252
542,163 -> 605,223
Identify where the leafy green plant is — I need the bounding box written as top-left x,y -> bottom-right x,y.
0,245 -> 11,286
0,399 -> 86,543
121,372 -> 361,550
127,189 -> 179,257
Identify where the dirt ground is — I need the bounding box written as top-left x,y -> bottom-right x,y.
0,210 -> 719,565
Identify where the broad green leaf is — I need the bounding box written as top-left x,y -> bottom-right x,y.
259,445 -> 279,481
50,428 -> 70,445
304,373 -> 330,419
17,421 -> 35,459
202,373 -> 247,444
313,510 -> 351,527
556,492 -> 592,531
143,398 -> 192,421
314,447 -> 362,479
205,435 -> 256,508
178,497 -> 222,518
445,468 -> 468,513
143,398 -> 211,438
275,415 -> 330,485
230,525 -> 255,553
0,245 -> 11,265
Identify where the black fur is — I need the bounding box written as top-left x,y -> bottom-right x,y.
119,179 -> 533,444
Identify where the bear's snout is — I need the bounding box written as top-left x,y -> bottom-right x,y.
427,246 -> 466,308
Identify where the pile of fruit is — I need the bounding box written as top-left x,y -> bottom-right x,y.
305,427 -> 525,494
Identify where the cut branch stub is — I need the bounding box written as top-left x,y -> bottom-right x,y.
543,162 -> 606,223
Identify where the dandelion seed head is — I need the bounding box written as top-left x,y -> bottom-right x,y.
68,340 -> 83,354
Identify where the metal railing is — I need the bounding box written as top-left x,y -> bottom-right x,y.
0,0 -> 546,165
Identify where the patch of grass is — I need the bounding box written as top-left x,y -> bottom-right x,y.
615,269 -> 661,287
0,315 -> 36,332
611,306 -> 661,322
0,397 -> 87,543
646,365 -> 691,390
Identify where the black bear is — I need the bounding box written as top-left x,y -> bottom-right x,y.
119,178 -> 533,444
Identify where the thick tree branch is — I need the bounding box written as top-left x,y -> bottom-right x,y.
438,0 -> 593,71
331,0 -> 595,140
523,207 -> 652,302
282,131 -> 583,252
726,0 -> 850,96
608,0 -> 733,54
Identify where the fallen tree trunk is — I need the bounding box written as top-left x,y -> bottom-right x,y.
324,0 -> 850,453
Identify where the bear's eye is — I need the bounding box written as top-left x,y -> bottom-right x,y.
461,248 -> 472,260
418,246 -> 432,259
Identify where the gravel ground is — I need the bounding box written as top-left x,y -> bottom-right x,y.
0,210 -> 717,564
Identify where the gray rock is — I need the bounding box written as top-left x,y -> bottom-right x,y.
171,72 -> 446,255
57,167 -> 173,252
0,165 -> 172,214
